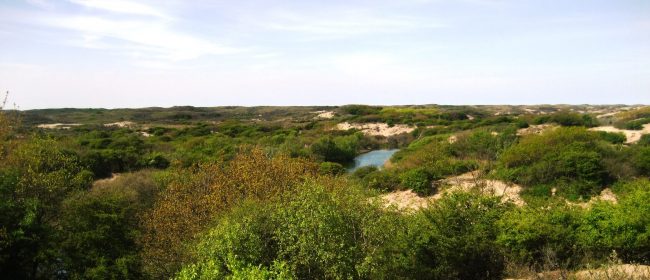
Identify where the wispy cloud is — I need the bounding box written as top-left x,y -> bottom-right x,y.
25,0 -> 55,9
262,10 -> 444,38
68,0 -> 170,19
18,0 -> 247,64
46,15 -> 242,61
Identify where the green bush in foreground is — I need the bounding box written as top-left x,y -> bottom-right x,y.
497,127 -> 609,199
400,168 -> 431,195
417,192 -> 509,280
175,183 -> 414,280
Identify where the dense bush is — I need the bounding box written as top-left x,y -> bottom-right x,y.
400,168 -> 431,195
533,112 -> 597,127
318,161 -> 345,176
0,138 -> 93,279
339,105 -> 383,116
576,179 -> 650,263
633,146 -> 650,175
417,192 -> 509,279
597,131 -> 627,144
450,128 -> 517,161
639,134 -> 650,146
140,149 -> 318,278
310,134 -> 361,163
175,183 -> 413,279
497,202 -> 582,267
352,165 -> 378,179
362,170 -> 401,192
497,127 -> 610,199
59,171 -> 160,279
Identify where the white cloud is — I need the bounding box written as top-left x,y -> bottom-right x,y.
262,10 -> 444,38
68,0 -> 170,19
53,16 -> 244,61
25,0 -> 55,9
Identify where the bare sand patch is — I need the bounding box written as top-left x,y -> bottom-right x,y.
379,190 -> 430,212
379,171 -> 524,212
313,110 -> 335,119
37,123 -> 82,129
566,188 -> 618,208
92,173 -> 120,190
337,122 -> 415,137
574,264 -> 650,280
589,124 -> 650,144
440,171 -> 525,206
104,121 -> 135,128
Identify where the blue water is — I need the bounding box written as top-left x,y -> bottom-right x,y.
347,149 -> 399,172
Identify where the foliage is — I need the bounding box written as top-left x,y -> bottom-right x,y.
533,111 -> 598,127
497,202 -> 582,267
450,127 -> 517,161
639,134 -> 650,146
0,138 -> 92,279
633,146 -> 650,175
175,183 -> 414,280
417,192 -> 509,279
318,162 -> 346,176
352,166 -> 378,179
497,127 -> 610,199
140,148 -> 318,279
362,170 -> 401,192
597,131 -> 627,144
400,168 -> 431,195
576,179 -> 650,263
59,171 -> 160,279
310,134 -> 361,164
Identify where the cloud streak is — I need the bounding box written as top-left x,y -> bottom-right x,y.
18,0 -> 247,64
46,15 -> 242,61
263,10 -> 444,37
68,0 -> 170,19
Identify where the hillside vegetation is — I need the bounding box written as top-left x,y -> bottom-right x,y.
1,104 -> 649,279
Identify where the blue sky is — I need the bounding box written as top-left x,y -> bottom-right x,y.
0,0 -> 648,109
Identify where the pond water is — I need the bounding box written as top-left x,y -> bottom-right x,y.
347,149 -> 399,173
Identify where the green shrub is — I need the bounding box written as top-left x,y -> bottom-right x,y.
352,165 -> 378,179
597,131 -> 626,144
400,168 -> 431,195
363,171 -> 401,192
633,146 -> 650,175
309,135 -> 359,164
533,112 -> 597,127
175,183 -> 412,279
576,182 -> 650,263
638,134 -> 650,146
450,128 -> 517,161
497,203 -> 582,266
417,192 -> 509,279
318,162 -> 345,176
497,127 -> 609,198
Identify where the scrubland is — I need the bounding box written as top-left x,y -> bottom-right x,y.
2,104 -> 650,279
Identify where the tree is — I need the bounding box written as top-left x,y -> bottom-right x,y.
140,148 -> 318,278
0,138 -> 92,279
174,182 -> 414,280
59,171 -> 160,279
417,192 -> 509,280
497,127 -> 609,199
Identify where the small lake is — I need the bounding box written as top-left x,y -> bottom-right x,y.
347,149 -> 399,173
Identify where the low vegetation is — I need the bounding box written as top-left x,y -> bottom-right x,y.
1,104 -> 649,279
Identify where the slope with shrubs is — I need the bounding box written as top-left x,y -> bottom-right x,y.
1,106 -> 649,279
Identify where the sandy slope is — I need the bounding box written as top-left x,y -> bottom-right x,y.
380,171 -> 524,211
589,124 -> 650,143
337,122 -> 415,137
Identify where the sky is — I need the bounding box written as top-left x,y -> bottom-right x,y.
0,0 -> 649,109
